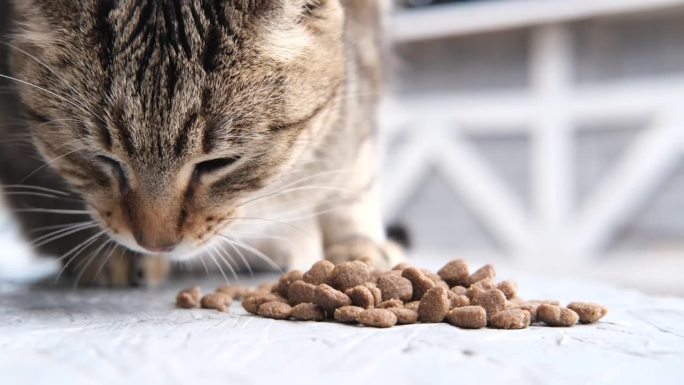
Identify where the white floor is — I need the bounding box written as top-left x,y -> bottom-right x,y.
1,260 -> 683,385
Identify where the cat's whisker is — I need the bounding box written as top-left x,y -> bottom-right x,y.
217,235 -> 283,273
225,216 -> 307,234
205,247 -> 230,284
73,239 -> 113,289
212,243 -> 240,282
198,255 -> 211,276
53,230 -> 106,283
2,184 -> 73,196
14,208 -> 90,215
18,145 -> 89,184
238,185 -> 351,209
93,243 -> 121,284
29,220 -> 95,235
217,233 -> 254,277
31,222 -> 98,248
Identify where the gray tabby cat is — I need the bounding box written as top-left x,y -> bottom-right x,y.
0,0 -> 401,286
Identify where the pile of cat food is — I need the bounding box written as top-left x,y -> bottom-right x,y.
175,258 -> 607,329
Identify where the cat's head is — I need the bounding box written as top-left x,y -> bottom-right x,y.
10,0 -> 346,258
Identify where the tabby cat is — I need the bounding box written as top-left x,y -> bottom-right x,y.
0,0 -> 400,286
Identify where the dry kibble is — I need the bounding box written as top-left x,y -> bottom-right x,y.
291,303 -> 326,321
537,304 -> 579,327
467,264 -> 496,286
418,286 -> 450,323
422,269 -> 443,284
567,302 -> 608,324
330,261 -> 371,292
334,306 -> 364,323
242,293 -> 287,314
353,255 -> 374,268
404,301 -> 420,312
276,270 -> 303,297
314,284 -> 352,312
447,291 -> 470,310
377,299 -> 404,309
489,309 -> 531,329
377,274 -> 413,302
303,260 -> 335,285
469,278 -> 496,291
389,308 -> 419,325
288,280 -> 317,306
437,259 -> 470,287
176,287 -> 202,309
497,280 -> 519,299
346,285 -> 376,309
471,289 -> 507,321
201,292 -> 233,312
244,288 -> 271,299
258,301 -> 292,320
367,284 -> 383,306
446,306 -> 487,329
358,309 -> 397,328
392,262 -> 412,271
450,286 -> 467,296
215,285 -> 250,300
401,267 -> 435,301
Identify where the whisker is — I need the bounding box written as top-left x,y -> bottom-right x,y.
31,222 -> 99,248
2,184 -> 73,196
206,247 -> 230,284
214,241 -> 245,279
217,235 -> 283,273
53,230 -> 106,283
93,243 -> 121,284
73,239 -> 112,289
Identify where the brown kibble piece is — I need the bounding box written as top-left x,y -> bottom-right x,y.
448,291 -> 470,309
215,285 -> 250,300
489,309 -> 531,329
258,301 -> 292,320
401,267 -> 435,301
437,259 -> 470,286
377,299 -> 404,309
450,286 -> 467,296
242,293 -> 287,314
276,270 -> 303,297
497,280 -> 518,299
291,303 -> 326,321
303,260 -> 335,286
404,301 -> 420,312
418,286 -> 450,323
334,306 -> 364,323
358,309 -> 397,328
446,306 -> 487,329
176,286 -> 202,309
330,261 -> 371,292
537,304 -> 579,327
388,308 -> 418,325
367,284 -> 383,306
471,289 -> 507,321
314,284 -> 352,312
470,278 -> 496,291
467,264 -> 496,286
377,274 -> 413,302
201,292 -> 232,312
567,302 -> 608,324
347,285 -> 376,309
288,280 -> 317,305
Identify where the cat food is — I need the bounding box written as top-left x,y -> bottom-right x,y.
314,284 -> 352,312
537,304 -> 579,327
489,309 -> 531,329
346,285 -> 376,309
418,286 -> 450,323
303,260 -> 335,286
330,261 -> 371,291
201,292 -> 233,312
288,280 -> 317,306
258,301 -> 293,320
177,258 -> 607,332
389,308 -> 419,325
401,267 -> 435,300
291,303 -> 326,321
176,286 -> 202,309
334,306 -> 364,323
358,309 -> 397,328
446,306 -> 487,329
437,259 -> 469,287
567,302 -> 608,324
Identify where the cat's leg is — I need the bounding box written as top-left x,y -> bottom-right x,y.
319,183 -> 404,270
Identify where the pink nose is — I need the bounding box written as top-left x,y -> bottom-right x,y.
134,231 -> 179,253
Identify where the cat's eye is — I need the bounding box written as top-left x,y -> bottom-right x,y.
95,155 -> 130,195
193,157 -> 241,178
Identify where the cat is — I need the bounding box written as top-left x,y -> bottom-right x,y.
0,0 -> 402,286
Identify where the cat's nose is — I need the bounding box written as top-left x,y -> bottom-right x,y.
134,230 -> 179,253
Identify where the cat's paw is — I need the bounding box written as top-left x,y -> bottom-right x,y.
324,236 -> 405,270
75,251 -> 170,288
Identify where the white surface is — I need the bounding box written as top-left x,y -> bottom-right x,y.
1,264 -> 683,385
390,0 -> 684,42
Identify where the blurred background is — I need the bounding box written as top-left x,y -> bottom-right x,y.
1,0 -> 683,295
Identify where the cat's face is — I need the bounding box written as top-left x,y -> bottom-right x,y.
10,0 -> 345,259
